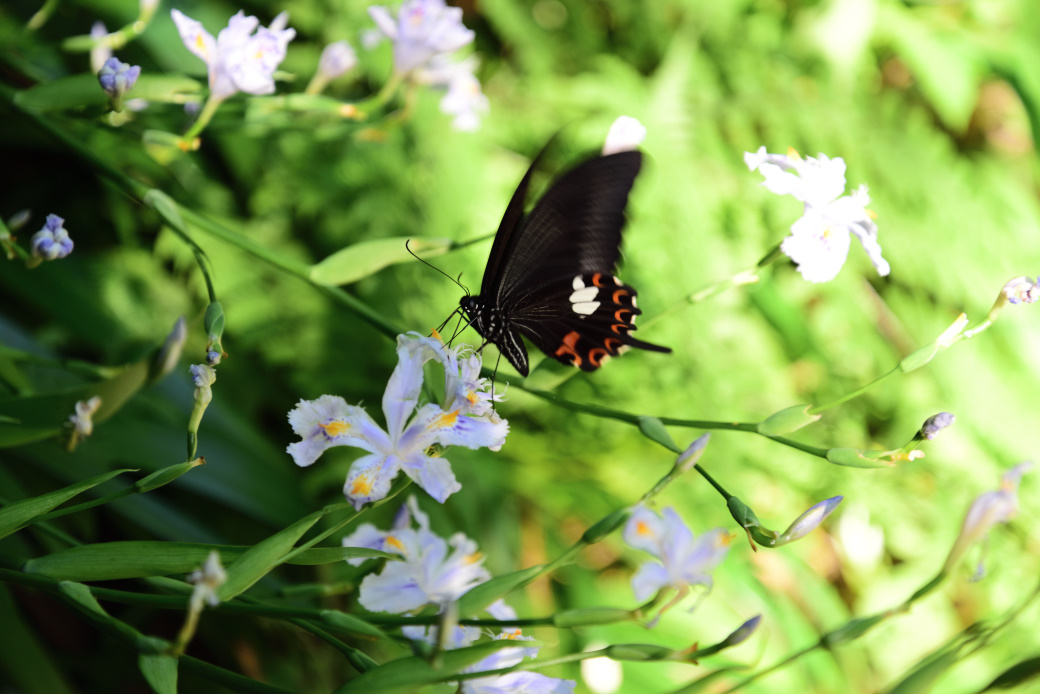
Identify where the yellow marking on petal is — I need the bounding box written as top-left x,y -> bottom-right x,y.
503,629 -> 522,639
786,147 -> 801,160
635,520 -> 653,537
434,409 -> 460,428
717,532 -> 735,547
466,391 -> 478,405
431,328 -> 443,342
385,535 -> 405,552
195,34 -> 206,50
464,551 -> 483,565
320,420 -> 351,436
350,474 -> 373,496
866,208 -> 877,220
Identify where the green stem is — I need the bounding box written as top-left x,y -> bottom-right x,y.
181,95 -> 225,145
807,366 -> 899,415
26,0 -> 61,31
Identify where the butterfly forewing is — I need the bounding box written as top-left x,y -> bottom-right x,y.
462,145 -> 669,376
491,151 -> 642,304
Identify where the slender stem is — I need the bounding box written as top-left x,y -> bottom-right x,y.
35,487 -> 135,521
807,366 -> 899,415
181,95 -> 225,144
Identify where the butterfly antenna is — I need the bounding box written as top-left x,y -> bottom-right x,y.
406,239 -> 468,293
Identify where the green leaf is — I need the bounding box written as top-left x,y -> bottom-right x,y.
126,74 -> 203,104
636,415 -> 680,452
981,655 -> 1040,691
825,448 -> 894,469
0,359 -> 150,448
138,655 -> 178,694
0,469 -> 132,539
309,236 -> 453,286
333,641 -> 532,694
134,460 -> 205,494
217,509 -> 328,600
204,302 -> 226,341
13,75 -> 105,112
756,404 -> 821,436
319,610 -> 391,640
886,649 -> 960,694
456,565 -> 545,616
24,541 -> 394,581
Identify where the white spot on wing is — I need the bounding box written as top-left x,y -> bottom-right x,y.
572,275 -> 585,291
631,295 -> 638,309
573,301 -> 600,316
570,287 -> 598,303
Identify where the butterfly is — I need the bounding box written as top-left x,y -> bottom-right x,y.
459,146 -> 671,377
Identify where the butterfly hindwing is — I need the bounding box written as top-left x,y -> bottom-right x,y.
512,272 -> 669,371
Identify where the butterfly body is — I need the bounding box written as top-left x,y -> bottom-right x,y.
461,148 -> 670,377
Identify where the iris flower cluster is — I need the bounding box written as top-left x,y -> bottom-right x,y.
287,333 -> 508,509
344,495 -> 574,693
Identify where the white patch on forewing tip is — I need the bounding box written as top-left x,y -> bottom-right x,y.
631,295 -> 638,308
573,301 -> 600,315
572,275 -> 585,291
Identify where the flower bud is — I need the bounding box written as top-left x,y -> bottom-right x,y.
98,57 -> 142,106
920,412 -> 955,440
30,214 -> 73,260
675,433 -> 710,472
775,496 -> 843,546
318,40 -> 357,81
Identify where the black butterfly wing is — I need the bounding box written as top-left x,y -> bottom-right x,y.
508,272 -> 670,372
485,150 -> 643,304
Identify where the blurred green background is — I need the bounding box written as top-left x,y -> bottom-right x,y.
2,0 -> 1040,692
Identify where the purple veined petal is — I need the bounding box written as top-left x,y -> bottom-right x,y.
285,395 -> 388,467
657,507 -> 698,568
383,334 -> 440,440
218,11 -> 260,50
676,527 -> 730,583
432,409 -> 509,450
171,9 -> 217,65
343,453 -> 400,509
358,560 -> 428,613
465,670 -> 578,694
399,452 -> 461,503
630,561 -> 669,601
368,5 -> 399,40
486,599 -> 517,621
341,523 -> 390,566
623,506 -> 667,557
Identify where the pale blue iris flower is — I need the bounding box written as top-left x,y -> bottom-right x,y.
287,334 -> 508,509
347,495 -> 490,613
745,146 -> 889,283
624,506 -> 731,603
171,9 -> 296,100
368,0 -> 474,75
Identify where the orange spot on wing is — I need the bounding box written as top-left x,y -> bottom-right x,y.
612,289 -> 629,304
604,338 -> 622,352
592,273 -> 609,287
611,323 -> 630,334
555,331 -> 583,367
588,348 -> 608,367
614,308 -> 632,323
